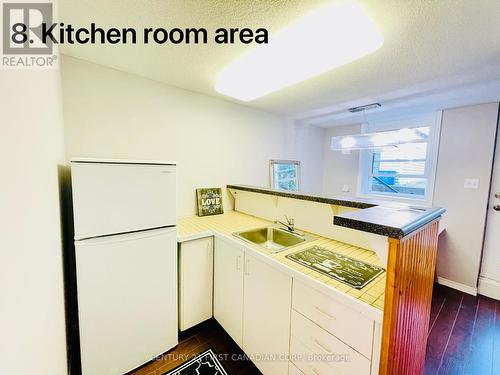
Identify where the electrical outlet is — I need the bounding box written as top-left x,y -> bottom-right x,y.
464,178 -> 480,189
341,185 -> 350,192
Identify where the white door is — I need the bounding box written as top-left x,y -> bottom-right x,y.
179,237 -> 214,331
243,253 -> 292,375
71,161 -> 176,239
213,237 -> 244,347
480,129 -> 500,290
75,227 -> 178,375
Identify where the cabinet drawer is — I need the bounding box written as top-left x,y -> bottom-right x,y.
291,310 -> 371,375
292,281 -> 373,358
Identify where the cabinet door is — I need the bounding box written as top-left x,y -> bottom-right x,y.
213,237 -> 244,346
243,253 -> 292,375
179,237 -> 214,331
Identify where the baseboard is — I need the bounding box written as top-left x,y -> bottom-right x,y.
436,276 -> 477,296
478,276 -> 500,300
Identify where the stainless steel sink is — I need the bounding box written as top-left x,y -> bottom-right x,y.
233,226 -> 315,253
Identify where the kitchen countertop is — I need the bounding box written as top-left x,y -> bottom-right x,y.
177,211 -> 386,319
227,184 -> 445,239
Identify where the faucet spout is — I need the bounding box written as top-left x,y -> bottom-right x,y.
274,215 -> 295,232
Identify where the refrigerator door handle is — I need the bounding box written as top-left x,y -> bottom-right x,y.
76,226 -> 176,245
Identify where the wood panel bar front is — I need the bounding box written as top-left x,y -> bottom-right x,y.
379,219 -> 440,375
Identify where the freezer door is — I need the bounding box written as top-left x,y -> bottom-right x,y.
75,227 -> 178,375
71,161 -> 176,240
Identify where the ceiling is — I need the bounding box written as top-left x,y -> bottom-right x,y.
58,0 -> 500,119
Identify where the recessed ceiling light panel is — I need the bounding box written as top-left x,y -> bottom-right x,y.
215,0 -> 384,101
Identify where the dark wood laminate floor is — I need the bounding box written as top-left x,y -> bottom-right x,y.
425,283 -> 500,375
128,319 -> 262,375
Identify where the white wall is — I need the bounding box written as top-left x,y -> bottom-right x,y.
61,56 -> 324,217
434,103 -> 498,289
287,122 -> 325,194
320,103 -> 499,291
322,124 -> 362,196
0,69 -> 68,373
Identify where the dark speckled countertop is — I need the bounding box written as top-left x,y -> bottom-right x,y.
227,184 -> 445,239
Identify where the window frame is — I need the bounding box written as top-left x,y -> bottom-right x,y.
357,111 -> 442,205
269,159 -> 301,192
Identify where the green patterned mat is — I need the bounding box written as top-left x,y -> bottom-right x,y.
286,246 -> 384,289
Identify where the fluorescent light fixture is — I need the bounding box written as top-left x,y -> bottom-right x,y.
331,128 -> 429,150
215,0 -> 384,101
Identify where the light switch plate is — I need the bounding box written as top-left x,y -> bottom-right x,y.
341,185 -> 350,192
464,178 -> 480,189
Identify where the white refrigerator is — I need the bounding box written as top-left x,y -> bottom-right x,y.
71,159 -> 178,375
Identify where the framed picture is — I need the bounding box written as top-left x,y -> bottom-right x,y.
196,188 -> 224,217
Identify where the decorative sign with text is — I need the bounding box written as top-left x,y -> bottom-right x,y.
196,188 -> 224,217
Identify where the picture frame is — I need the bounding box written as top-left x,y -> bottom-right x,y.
196,187 -> 224,217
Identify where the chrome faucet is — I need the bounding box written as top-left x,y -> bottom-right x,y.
275,215 -> 295,232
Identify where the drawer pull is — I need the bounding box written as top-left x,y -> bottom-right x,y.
311,338 -> 333,354
236,255 -> 242,270
314,306 -> 336,320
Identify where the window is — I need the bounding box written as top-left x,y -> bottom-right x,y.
359,113 -> 441,202
270,160 -> 300,191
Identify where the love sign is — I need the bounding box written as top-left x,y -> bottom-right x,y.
196,188 -> 224,217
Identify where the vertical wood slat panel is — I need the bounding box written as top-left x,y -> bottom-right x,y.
379,220 -> 440,375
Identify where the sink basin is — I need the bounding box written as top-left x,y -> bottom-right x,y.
233,226 -> 315,253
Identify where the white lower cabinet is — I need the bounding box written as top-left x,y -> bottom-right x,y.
242,253 -> 292,375
212,237 -> 377,375
213,238 -> 292,375
213,237 -> 244,346
178,237 -> 214,331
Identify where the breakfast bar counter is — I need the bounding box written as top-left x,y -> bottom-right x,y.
227,184 -> 445,239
